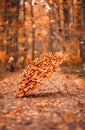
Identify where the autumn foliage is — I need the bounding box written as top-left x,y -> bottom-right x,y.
0,0 -> 85,73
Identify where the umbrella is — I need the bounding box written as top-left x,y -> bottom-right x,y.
16,52 -> 65,97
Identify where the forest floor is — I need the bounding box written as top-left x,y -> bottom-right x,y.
0,65 -> 85,130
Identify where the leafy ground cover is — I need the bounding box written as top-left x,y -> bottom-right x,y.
0,65 -> 85,130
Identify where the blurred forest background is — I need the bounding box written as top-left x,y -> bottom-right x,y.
0,0 -> 85,73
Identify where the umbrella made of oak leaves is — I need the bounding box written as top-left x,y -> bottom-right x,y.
16,52 -> 65,97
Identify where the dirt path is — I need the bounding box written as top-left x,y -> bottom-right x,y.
0,68 -> 85,130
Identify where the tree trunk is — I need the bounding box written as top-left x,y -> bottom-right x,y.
30,0 -> 35,60
79,0 -> 85,64
81,0 -> 85,28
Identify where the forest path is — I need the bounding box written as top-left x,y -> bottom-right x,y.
0,66 -> 85,130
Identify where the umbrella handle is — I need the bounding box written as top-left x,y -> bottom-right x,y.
48,79 -> 68,95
